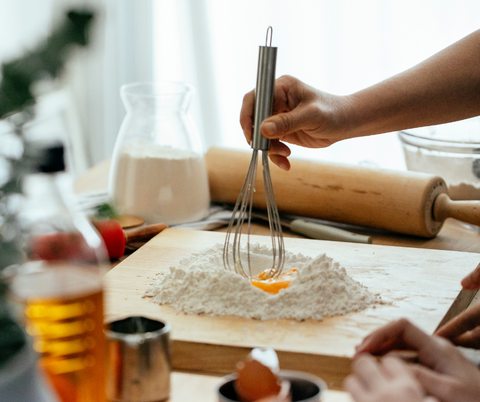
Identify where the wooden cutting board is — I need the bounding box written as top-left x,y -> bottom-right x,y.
104,229 -> 480,389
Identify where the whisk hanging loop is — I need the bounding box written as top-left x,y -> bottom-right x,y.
265,26 -> 273,47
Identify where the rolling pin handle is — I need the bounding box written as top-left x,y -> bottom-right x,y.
124,223 -> 169,244
433,193 -> 480,227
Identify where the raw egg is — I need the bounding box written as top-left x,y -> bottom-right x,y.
250,268 -> 297,294
235,358 -> 281,402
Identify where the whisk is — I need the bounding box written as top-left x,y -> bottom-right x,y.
223,27 -> 285,279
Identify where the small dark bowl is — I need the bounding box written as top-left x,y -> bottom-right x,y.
217,370 -> 327,402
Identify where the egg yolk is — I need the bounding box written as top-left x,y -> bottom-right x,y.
250,268 -> 297,294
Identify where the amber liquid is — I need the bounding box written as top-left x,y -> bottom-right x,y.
17,267 -> 106,402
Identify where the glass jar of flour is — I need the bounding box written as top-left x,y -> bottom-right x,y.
108,82 -> 210,225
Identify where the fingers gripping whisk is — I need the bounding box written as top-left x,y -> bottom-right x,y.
223,27 -> 285,279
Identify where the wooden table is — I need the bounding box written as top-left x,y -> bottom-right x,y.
75,159 -> 480,402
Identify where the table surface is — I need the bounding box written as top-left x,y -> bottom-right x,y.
75,158 -> 480,402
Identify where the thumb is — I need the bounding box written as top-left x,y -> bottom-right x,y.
261,108 -> 306,139
461,263 -> 480,290
411,365 -> 455,400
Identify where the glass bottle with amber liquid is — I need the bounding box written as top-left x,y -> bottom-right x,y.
10,142 -> 109,402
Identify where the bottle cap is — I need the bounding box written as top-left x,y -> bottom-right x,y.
24,141 -> 65,173
38,143 -> 65,173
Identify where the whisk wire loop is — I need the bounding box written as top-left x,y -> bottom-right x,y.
223,150 -> 285,279
262,151 -> 285,276
265,26 -> 273,47
223,150 -> 259,278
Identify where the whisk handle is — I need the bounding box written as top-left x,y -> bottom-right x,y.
252,34 -> 277,151
290,219 -> 373,244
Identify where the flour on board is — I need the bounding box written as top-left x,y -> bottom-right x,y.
144,243 -> 381,321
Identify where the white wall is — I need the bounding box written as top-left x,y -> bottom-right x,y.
0,0 -> 54,61
153,0 -> 480,169
2,1 -> 480,173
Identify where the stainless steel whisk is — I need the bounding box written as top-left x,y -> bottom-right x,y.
223,27 -> 285,279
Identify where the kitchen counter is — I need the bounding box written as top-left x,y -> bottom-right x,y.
75,158 -> 480,402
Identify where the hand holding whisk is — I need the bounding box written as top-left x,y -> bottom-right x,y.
223,27 -> 285,279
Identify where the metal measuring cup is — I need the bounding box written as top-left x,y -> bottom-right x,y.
105,316 -> 171,402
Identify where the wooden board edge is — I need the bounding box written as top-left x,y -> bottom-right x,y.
172,340 -> 351,391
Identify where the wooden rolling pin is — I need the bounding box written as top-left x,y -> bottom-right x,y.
205,147 -> 480,238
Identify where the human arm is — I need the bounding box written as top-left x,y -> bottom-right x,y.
354,319 -> 480,402
240,29 -> 480,170
343,29 -> 480,139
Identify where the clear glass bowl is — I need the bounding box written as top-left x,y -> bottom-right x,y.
397,117 -> 480,200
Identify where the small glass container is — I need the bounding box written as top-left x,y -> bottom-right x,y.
10,142 -> 109,402
108,82 -> 210,225
398,117 -> 480,200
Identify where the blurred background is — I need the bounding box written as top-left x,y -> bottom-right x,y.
1,0 -> 480,176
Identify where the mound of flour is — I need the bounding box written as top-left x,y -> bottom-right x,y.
144,243 -> 380,321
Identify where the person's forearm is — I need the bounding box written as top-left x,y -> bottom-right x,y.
344,29 -> 480,138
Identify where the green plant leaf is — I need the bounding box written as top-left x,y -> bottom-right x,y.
0,313 -> 26,367
0,10 -> 94,119
0,241 -> 23,270
0,8 -> 95,367
93,203 -> 119,220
